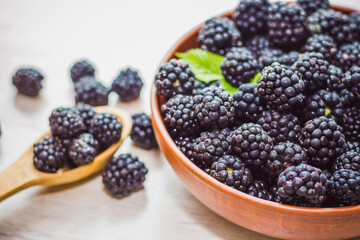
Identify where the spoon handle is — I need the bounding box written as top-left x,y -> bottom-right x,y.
0,152 -> 40,201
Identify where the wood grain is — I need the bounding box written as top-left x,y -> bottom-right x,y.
0,0 -> 359,239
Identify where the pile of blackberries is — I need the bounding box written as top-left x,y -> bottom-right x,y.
156,0 -> 360,207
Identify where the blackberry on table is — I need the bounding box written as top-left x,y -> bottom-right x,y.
230,123 -> 273,167
326,65 -> 345,92
302,90 -> 344,124
68,138 -> 96,166
256,110 -> 301,144
342,106 -> 360,141
194,86 -> 235,129
234,0 -> 270,38
297,0 -> 329,16
155,59 -> 195,99
111,68 -> 143,102
267,2 -> 309,50
73,102 -> 95,129
161,95 -> 199,138
304,34 -> 337,63
70,59 -> 95,83
259,49 -> 299,68
277,163 -> 329,206
75,78 -> 109,106
300,116 -> 346,166
192,128 -> 233,168
198,17 -> 242,55
102,153 -> 148,198
330,169 -> 360,206
247,180 -> 272,200
49,107 -> 86,139
308,9 -> 353,45
342,66 -> 360,107
233,83 -> 265,123
90,112 -> 122,148
334,150 -> 360,172
258,62 -> 305,112
210,155 -> 252,192
33,136 -> 67,173
266,142 -> 307,179
336,41 -> 360,72
131,113 -> 157,150
291,52 -> 330,92
12,68 -> 44,97
245,35 -> 271,57
221,47 -> 260,87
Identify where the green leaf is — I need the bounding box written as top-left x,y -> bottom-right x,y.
220,80 -> 238,95
249,73 -> 262,83
175,49 -> 224,83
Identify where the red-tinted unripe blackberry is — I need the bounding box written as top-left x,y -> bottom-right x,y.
12,68 -> 44,97
198,17 -> 242,55
210,155 -> 252,192
230,123 -> 273,167
155,59 -> 195,99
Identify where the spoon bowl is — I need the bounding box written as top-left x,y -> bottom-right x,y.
0,106 -> 131,201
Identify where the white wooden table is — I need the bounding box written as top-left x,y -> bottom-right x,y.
0,0 -> 359,239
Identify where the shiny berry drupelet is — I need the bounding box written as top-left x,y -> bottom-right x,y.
90,112 -> 122,148
49,107 -> 86,139
131,113 -> 157,150
102,154 -> 148,198
12,68 -> 44,97
70,59 -> 95,83
111,68 -> 143,102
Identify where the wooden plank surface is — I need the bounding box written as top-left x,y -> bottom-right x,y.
0,0 -> 359,239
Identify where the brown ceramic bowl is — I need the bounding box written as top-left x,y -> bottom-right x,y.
151,5 -> 360,240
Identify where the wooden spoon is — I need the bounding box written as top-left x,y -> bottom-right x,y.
0,106 -> 132,201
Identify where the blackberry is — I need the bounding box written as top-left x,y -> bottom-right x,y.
192,80 -> 220,96
330,169 -> 360,206
350,12 -> 360,41
267,2 -> 309,50
131,113 -> 157,149
247,180 -> 272,200
77,133 -> 99,151
73,102 -> 95,129
334,150 -> 360,172
258,62 -> 305,112
230,123 -> 273,167
256,110 -> 301,144
258,49 -> 299,68
155,59 -> 195,99
194,87 -> 235,129
326,65 -> 345,92
297,0 -> 329,16
336,41 -> 360,72
161,95 -> 199,137
266,142 -> 307,178
33,136 -> 67,173
49,107 -> 86,139
75,78 -> 109,106
342,66 -> 360,107
342,106 -> 360,141
221,47 -> 260,87
12,68 -> 44,97
174,136 -> 194,162
303,90 -> 344,124
233,83 -> 265,122
308,9 -> 353,45
90,112 -> 122,148
234,0 -> 270,38
300,116 -> 346,166
347,141 -> 360,153
304,34 -> 337,63
192,128 -> 233,168
68,138 -> 96,166
70,59 -> 95,83
198,17 -> 242,55
291,52 -> 330,92
277,164 -> 328,206
245,35 -> 271,57
102,154 -> 148,198
111,68 -> 143,102
269,184 -> 282,203
210,155 -> 252,192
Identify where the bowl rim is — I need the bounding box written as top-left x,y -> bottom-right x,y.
150,6 -> 360,215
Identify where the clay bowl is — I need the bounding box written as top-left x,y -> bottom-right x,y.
151,5 -> 360,240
